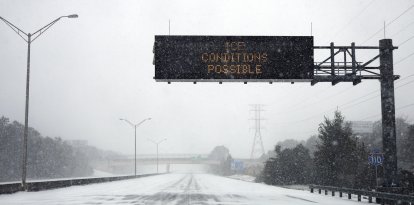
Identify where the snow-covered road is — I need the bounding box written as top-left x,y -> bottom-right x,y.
0,173 -> 369,204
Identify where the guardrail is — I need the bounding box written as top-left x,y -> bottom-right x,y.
0,173 -> 160,195
309,184 -> 414,204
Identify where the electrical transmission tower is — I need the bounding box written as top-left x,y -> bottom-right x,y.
250,104 -> 265,159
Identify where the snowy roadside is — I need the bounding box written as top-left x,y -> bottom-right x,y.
0,170 -> 130,185
280,184 -> 310,191
226,175 -> 310,191
90,169 -> 116,177
227,174 -> 256,182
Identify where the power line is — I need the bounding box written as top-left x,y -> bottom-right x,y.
398,34 -> 414,47
358,113 -> 381,121
290,71 -> 414,114
334,78 -> 414,112
291,101 -> 414,136
358,102 -> 414,121
281,86 -> 354,115
398,74 -> 414,82
273,78 -> 414,125
340,74 -> 414,106
341,79 -> 414,110
273,86 -> 331,115
361,4 -> 414,45
390,20 -> 414,38
338,88 -> 379,107
273,106 -> 336,125
273,128 -> 318,137
395,50 -> 414,65
396,102 -> 414,111
277,48 -> 414,117
340,94 -> 379,110
395,79 -> 414,90
274,74 -> 414,118
332,0 -> 377,39
273,49 -> 414,125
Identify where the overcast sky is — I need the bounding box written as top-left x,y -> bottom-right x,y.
1,0 -> 414,158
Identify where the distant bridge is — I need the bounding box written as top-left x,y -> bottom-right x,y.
110,154 -> 264,165
92,153 -> 265,174
108,154 -> 220,165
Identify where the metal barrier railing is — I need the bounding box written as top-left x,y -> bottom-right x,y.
309,184 -> 414,204
0,173 -> 160,194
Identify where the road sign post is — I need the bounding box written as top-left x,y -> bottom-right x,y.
368,149 -> 384,187
379,39 -> 398,187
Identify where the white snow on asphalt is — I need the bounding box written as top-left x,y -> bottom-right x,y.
0,173 -> 371,205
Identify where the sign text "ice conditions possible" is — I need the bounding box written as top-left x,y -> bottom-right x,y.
201,42 -> 267,75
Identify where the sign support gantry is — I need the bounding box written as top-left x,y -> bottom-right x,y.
313,39 -> 399,187
153,36 -> 400,188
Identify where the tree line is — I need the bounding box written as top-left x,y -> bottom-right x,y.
0,116 -> 120,182
208,145 -> 233,176
257,111 -> 414,191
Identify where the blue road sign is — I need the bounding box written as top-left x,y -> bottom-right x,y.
231,160 -> 244,172
368,149 -> 384,166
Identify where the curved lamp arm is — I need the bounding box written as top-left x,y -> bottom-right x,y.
0,14 -> 78,43
31,14 -> 78,42
0,16 -> 28,42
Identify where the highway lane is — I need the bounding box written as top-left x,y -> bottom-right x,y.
0,173 -> 370,204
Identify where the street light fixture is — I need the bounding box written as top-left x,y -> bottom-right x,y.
147,138 -> 167,174
67,14 -> 79,18
120,118 -> 151,176
0,15 -> 78,190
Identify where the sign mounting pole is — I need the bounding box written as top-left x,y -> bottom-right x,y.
379,39 -> 397,187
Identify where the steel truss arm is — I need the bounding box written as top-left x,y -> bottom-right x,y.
312,42 -> 399,86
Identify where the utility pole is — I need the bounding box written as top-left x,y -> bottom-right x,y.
0,15 -> 78,190
250,104 -> 265,159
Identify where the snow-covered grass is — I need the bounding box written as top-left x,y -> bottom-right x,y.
227,174 -> 256,182
0,171 -> 142,187
0,173 -> 372,205
280,184 -> 310,191
90,169 -> 116,177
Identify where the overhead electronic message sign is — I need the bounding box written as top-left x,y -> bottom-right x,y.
154,36 -> 314,82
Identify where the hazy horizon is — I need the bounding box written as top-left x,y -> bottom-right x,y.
1,0 -> 414,158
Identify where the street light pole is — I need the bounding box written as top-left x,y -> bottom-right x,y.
134,126 -> 137,176
22,33 -> 31,189
0,15 -> 78,190
120,118 -> 151,176
147,138 -> 166,173
156,144 -> 158,173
